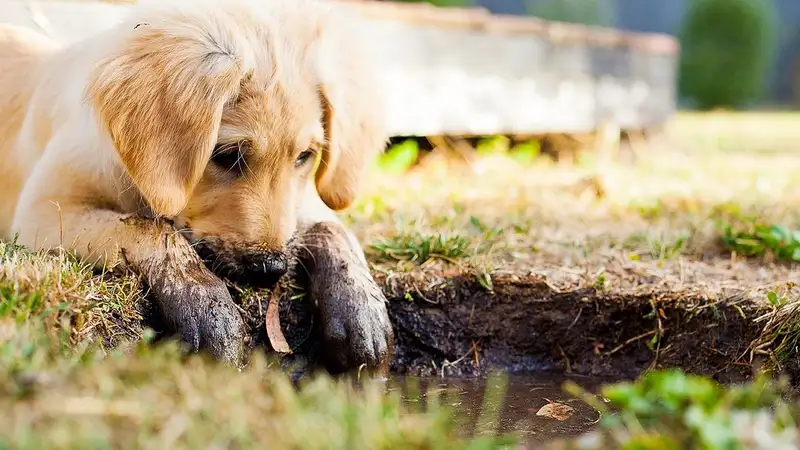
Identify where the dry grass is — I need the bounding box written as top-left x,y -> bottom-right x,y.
0,242 -> 514,449
352,124 -> 800,304
0,240 -> 145,349
1,336 -> 498,449
668,111 -> 800,154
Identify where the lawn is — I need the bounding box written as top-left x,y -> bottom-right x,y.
3,111 -> 800,448
358,115 -> 800,379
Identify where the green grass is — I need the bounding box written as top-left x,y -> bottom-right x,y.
368,232 -> 472,264
559,370 -> 800,450
722,223 -> 800,263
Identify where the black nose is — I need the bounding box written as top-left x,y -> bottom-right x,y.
241,252 -> 288,288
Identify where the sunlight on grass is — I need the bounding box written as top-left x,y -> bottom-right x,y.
0,331 -> 517,449
368,232 -> 472,264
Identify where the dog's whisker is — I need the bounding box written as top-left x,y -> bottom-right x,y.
290,242 -> 323,268
188,240 -> 208,249
294,257 -> 313,276
291,243 -> 336,251
236,141 -> 257,178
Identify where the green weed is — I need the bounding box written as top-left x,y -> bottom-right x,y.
722,223 -> 800,262
593,270 -> 608,292
563,369 -> 800,449
369,232 -> 471,264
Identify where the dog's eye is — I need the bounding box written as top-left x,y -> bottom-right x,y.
295,149 -> 315,168
211,143 -> 246,175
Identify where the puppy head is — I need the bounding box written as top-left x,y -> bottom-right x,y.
87,0 -> 386,286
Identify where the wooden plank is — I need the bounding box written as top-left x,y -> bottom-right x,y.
0,0 -> 679,136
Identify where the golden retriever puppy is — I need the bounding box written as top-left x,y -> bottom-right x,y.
0,0 -> 394,372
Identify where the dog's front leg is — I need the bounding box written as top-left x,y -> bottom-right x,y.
294,186 -> 395,375
13,204 -> 247,366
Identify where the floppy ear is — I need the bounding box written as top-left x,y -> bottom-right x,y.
87,19 -> 250,217
313,11 -> 388,211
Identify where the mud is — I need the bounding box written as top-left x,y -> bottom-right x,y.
389,373 -> 607,445
230,269 -> 769,384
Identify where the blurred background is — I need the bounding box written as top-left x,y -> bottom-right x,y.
393,0 -> 793,109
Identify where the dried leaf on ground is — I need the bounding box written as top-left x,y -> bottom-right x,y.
535,400 -> 575,421
266,294 -> 292,354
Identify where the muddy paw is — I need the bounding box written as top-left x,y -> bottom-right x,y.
182,280 -> 248,367
297,222 -> 395,376
313,265 -> 395,375
147,267 -> 247,368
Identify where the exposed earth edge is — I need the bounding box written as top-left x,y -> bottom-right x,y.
213,268 -> 795,385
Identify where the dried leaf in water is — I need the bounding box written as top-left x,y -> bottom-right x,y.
535,401 -> 574,421
266,294 -> 292,354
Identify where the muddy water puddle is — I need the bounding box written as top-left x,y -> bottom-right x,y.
387,373 -> 610,446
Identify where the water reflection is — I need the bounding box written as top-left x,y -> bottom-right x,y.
387,372 -> 606,445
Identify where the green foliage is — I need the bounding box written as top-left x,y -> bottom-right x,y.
367,214 -> 511,266
565,369 -> 800,449
0,239 -> 144,353
369,232 -> 471,264
678,0 -> 777,110
767,289 -> 788,307
508,140 -> 541,164
475,135 -> 543,164
468,215 -> 506,243
475,135 -> 511,156
593,270 -> 608,291
721,223 -> 800,262
525,0 -> 612,27
373,136 -> 546,177
376,139 -> 420,174
751,282 -> 800,372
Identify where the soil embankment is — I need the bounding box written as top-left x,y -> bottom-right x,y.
231,269 -> 773,384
